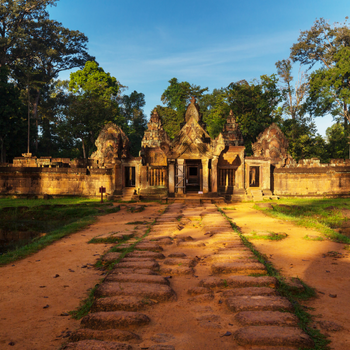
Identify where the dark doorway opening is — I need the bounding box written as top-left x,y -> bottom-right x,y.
125,166 -> 135,187
249,166 -> 260,188
186,160 -> 201,192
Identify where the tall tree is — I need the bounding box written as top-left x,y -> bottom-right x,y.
120,90 -> 147,156
64,61 -> 124,159
290,18 -> 350,123
226,75 -> 282,153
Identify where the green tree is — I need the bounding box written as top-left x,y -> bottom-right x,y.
226,75 -> 282,154
200,88 -> 230,138
290,18 -> 350,123
64,61 -> 124,159
155,105 -> 180,139
326,122 -> 349,159
120,90 -> 147,156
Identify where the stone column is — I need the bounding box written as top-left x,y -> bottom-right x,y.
140,166 -> 148,190
113,160 -> 122,195
211,157 -> 218,193
202,159 -> 209,194
177,159 -> 185,194
168,160 -> 175,195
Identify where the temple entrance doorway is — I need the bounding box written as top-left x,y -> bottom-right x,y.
185,160 -> 201,193
125,166 -> 135,187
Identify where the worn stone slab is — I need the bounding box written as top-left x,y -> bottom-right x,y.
102,253 -> 122,263
154,238 -> 173,245
63,340 -> 133,350
211,262 -> 267,275
159,266 -> 194,275
187,287 -> 212,296
207,253 -> 255,262
163,258 -> 196,267
115,261 -> 159,270
199,276 -> 277,288
105,274 -> 169,285
134,243 -> 163,251
120,257 -> 155,262
92,296 -> 155,312
235,311 -> 298,326
148,345 -> 175,350
69,328 -> 141,343
126,251 -> 165,259
234,326 -> 313,347
226,296 -> 293,312
168,252 -> 187,258
95,282 -> 176,302
110,268 -> 156,275
81,311 -> 150,330
199,276 -> 277,289
222,287 -> 278,297
177,241 -> 206,248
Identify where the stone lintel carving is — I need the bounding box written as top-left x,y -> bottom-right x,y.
91,122 -> 129,166
252,123 -> 291,165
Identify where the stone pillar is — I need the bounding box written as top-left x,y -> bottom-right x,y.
202,159 -> 209,194
140,166 -> 148,190
211,157 -> 218,193
113,160 -> 122,195
177,159 -> 185,194
168,160 -> 175,195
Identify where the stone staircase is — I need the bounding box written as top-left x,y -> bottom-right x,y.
122,187 -> 136,202
63,203 -> 313,350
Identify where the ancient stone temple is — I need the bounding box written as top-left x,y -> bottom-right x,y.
2,97 -> 350,200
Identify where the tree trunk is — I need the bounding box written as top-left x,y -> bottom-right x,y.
32,89 -> 41,155
82,139 -> 86,159
0,136 -> 4,163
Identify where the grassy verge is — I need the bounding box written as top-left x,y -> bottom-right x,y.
254,198 -> 350,244
0,197 -> 120,266
218,206 -> 330,350
245,230 -> 288,241
70,221 -> 155,319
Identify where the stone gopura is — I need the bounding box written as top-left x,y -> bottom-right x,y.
1,98 -> 350,200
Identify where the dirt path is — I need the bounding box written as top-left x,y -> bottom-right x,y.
229,202 -> 350,350
1,202 -> 349,350
0,203 -> 162,350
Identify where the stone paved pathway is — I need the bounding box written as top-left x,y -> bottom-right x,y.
64,203 -> 313,350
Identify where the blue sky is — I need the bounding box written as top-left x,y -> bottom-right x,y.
49,0 -> 350,136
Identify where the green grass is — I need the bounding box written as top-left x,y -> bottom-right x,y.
245,230 -> 288,241
218,206 -> 331,350
0,197 -> 120,265
254,197 -> 350,244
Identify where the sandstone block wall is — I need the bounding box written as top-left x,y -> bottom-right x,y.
274,159 -> 350,196
0,167 -> 114,197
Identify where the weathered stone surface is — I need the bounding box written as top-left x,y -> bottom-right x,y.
221,287 -> 278,297
226,296 -> 293,312
211,262 -> 266,275
69,328 -> 141,343
120,257 -> 155,262
126,251 -> 165,259
95,282 -> 177,302
163,258 -> 196,267
196,314 -> 222,329
199,276 -> 277,289
187,287 -> 212,296
234,326 -> 313,347
177,241 -> 206,248
207,252 -> 255,262
159,266 -> 194,276
188,294 -> 215,303
110,268 -> 156,275
115,261 -> 159,270
81,311 -> 150,330
102,253 -> 121,263
148,346 -> 175,350
92,296 -> 155,312
235,311 -> 298,326
168,252 -> 187,258
63,340 -> 133,350
105,274 -> 169,285
135,243 -> 163,251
